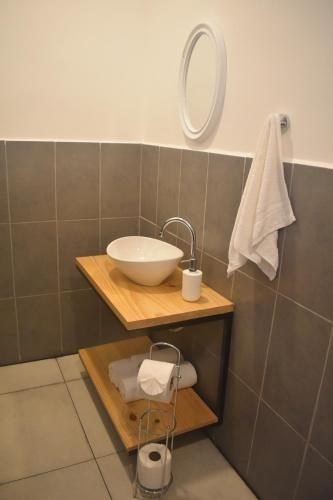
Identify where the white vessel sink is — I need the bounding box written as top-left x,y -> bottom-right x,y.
106,236 -> 184,286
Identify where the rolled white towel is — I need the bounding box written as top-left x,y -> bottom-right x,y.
108,358 -> 137,388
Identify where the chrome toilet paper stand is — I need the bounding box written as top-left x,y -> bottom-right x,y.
133,342 -> 182,499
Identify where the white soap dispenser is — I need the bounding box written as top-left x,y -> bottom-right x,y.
182,267 -> 202,302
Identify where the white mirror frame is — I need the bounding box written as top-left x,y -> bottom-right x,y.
179,23 -> 227,142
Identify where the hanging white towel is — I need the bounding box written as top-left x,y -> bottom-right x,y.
227,114 -> 296,280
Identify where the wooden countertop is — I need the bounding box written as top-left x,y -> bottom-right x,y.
76,255 -> 234,331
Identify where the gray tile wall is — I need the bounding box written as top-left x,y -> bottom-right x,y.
0,141 -> 141,365
139,145 -> 333,500
1,140 -> 332,499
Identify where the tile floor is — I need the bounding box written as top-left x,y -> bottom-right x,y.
0,355 -> 256,499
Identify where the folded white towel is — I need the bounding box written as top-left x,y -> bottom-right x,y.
227,114 -> 296,280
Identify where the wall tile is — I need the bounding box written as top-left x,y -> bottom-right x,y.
61,289 -> 99,353
213,372 -> 258,477
179,150 -> 208,248
192,319 -> 224,358
6,142 -> 55,222
230,272 -> 276,393
141,145 -> 159,222
0,224 -> 14,298
12,222 -> 58,296
101,217 -> 138,253
101,144 -> 140,218
0,141 -> 9,222
279,165 -> 333,320
202,253 -> 232,300
0,299 -> 18,365
248,402 -> 305,500
139,217 -> 156,238
58,219 -> 99,290
204,154 -> 244,263
296,446 -> 333,500
17,294 -> 61,361
157,147 -> 181,226
263,296 -> 331,437
191,342 -> 221,412
100,299 -> 129,343
56,142 -> 99,220
311,338 -> 333,462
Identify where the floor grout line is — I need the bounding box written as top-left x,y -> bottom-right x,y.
62,378 -> 113,499
0,458 -> 96,488
0,380 -> 65,398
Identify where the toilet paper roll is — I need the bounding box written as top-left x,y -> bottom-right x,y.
138,359 -> 175,399
131,348 -> 183,369
108,358 -> 136,388
137,443 -> 172,490
119,362 -> 197,403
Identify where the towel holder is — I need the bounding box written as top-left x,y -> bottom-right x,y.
280,114 -> 290,132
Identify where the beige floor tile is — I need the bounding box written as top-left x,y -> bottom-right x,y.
0,460 -> 111,500
98,433 -> 256,500
57,354 -> 88,381
67,378 -> 124,458
98,452 -> 136,500
0,358 -> 63,395
0,384 -> 92,483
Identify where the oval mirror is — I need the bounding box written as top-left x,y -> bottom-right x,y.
179,23 -> 227,141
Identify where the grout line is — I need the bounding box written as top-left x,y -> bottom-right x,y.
175,149 -> 183,247
155,146 -> 160,226
261,398 -> 306,442
98,144 -> 102,339
3,141 -> 21,361
62,380 -> 113,499
228,368 -> 260,399
9,216 -> 138,225
138,144 -> 143,235
55,357 -> 66,382
292,327 -> 333,499
308,443 -> 333,468
0,458 -> 96,488
200,152 -> 210,269
235,267 -> 333,325
203,250 -> 228,267
0,380 -> 65,398
54,143 -> 64,353
277,292 -> 332,325
246,288 -> 279,475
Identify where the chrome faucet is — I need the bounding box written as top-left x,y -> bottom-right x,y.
159,217 -> 197,272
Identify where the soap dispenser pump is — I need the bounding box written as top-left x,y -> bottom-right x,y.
159,217 -> 202,302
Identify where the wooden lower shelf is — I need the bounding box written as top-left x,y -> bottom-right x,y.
79,336 -> 218,452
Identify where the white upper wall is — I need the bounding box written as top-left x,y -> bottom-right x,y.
0,0 -> 145,141
142,0 -> 333,166
0,0 -> 332,166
